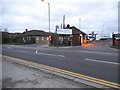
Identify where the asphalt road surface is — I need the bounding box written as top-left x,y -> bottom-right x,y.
2,42 -> 119,85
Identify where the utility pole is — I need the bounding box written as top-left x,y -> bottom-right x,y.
101,25 -> 104,37
41,0 -> 50,33
79,18 -> 81,30
63,15 -> 65,29
108,28 -> 111,38
41,0 -> 51,45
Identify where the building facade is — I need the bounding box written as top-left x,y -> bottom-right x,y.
50,26 -> 87,46
17,30 -> 50,45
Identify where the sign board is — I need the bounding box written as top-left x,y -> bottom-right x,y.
114,33 -> 120,40
57,29 -> 72,34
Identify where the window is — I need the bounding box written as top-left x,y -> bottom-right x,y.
47,37 -> 49,40
23,37 -> 26,42
29,36 -> 31,40
36,37 -> 39,40
42,37 -> 44,40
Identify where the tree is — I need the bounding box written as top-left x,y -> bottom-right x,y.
4,28 -> 9,32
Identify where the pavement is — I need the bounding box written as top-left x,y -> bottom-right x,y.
2,56 -> 91,88
0,44 -> 2,90
0,56 -> 2,90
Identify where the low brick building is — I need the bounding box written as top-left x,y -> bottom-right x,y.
50,26 -> 87,46
17,30 -> 50,45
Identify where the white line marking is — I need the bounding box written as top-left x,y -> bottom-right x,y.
35,50 -> 38,53
17,50 -> 28,53
79,51 -> 118,56
57,55 -> 65,57
12,49 -> 65,58
7,47 -> 12,49
85,58 -> 119,65
37,52 -> 65,57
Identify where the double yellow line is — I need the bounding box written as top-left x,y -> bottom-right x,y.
1,55 -> 120,89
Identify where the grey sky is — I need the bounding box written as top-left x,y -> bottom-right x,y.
1,0 -> 119,36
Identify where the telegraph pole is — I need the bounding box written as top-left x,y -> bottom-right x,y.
79,18 -> 81,30
101,25 -> 104,37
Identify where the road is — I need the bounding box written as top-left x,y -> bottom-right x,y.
2,42 -> 119,85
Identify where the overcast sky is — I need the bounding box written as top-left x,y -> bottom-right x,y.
1,0 -> 119,36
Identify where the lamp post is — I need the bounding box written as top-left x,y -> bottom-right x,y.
79,18 -> 81,30
41,0 -> 50,33
41,0 -> 50,45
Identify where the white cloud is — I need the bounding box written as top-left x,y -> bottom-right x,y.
1,0 -> 119,35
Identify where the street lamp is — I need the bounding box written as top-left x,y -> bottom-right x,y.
41,0 -> 50,33
41,0 -> 51,45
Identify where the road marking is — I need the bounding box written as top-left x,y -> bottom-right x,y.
1,55 -> 120,89
79,51 -> 117,56
37,52 -> 65,58
85,58 -> 119,65
37,52 -> 56,56
57,55 -> 65,57
35,50 -> 38,53
17,50 -> 28,53
6,46 -> 12,49
5,48 -> 65,58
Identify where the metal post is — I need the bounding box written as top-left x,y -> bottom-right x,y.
41,0 -> 50,45
48,3 -> 50,33
101,25 -> 104,37
79,18 -> 81,30
48,3 -> 50,45
112,32 -> 115,46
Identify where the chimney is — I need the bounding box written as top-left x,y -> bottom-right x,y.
67,24 -> 70,29
63,15 -> 65,29
25,29 -> 28,32
61,23 -> 62,29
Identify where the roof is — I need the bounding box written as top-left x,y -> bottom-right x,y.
70,26 -> 86,35
20,30 -> 49,37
